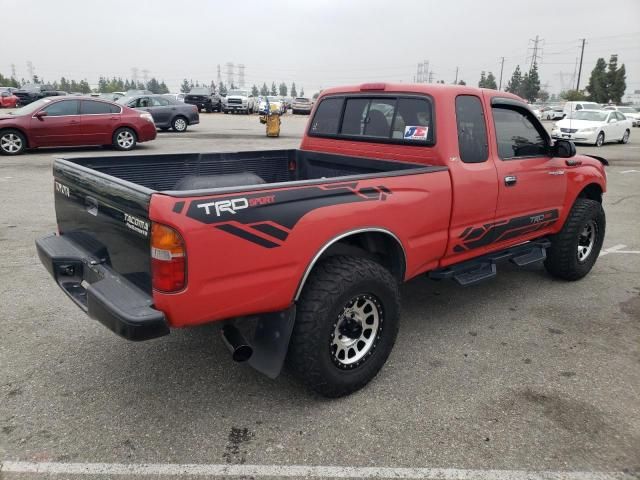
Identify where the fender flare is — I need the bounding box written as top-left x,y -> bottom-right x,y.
293,227 -> 406,302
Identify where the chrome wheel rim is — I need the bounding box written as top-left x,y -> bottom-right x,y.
577,220 -> 597,262
117,131 -> 134,148
623,131 -> 629,143
174,118 -> 187,131
331,294 -> 382,369
1,133 -> 22,153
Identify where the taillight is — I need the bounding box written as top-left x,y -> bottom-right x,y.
151,223 -> 186,292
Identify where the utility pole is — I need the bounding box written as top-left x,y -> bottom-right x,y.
26,61 -> 34,81
454,66 -> 458,84
225,62 -> 234,87
142,69 -> 150,84
498,57 -> 505,90
131,67 -> 139,85
216,64 -> 222,85
238,64 -> 245,88
10,63 -> 16,78
576,38 -> 586,91
428,71 -> 434,83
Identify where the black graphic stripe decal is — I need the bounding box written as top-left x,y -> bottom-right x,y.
216,224 -> 280,249
186,183 -> 391,248
454,210 -> 558,252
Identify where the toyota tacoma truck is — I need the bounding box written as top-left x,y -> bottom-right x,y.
36,83 -> 607,397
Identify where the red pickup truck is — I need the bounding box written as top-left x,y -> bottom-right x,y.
37,83 -> 607,397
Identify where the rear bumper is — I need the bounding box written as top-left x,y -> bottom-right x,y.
36,234 -> 169,341
138,122 -> 157,142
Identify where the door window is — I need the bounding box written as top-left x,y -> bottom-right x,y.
309,97 -> 344,135
492,107 -> 547,159
81,100 -> 116,115
43,100 -> 79,116
150,97 -> 170,106
455,95 -> 488,163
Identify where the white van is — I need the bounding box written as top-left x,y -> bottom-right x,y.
563,101 -> 601,118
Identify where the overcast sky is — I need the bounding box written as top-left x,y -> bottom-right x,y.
2,0 -> 639,97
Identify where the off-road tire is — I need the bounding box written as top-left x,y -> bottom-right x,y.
544,198 -> 605,281
286,256 -> 400,397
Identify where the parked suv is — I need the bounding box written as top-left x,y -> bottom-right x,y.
292,97 -> 313,114
184,87 -> 221,113
13,84 -> 61,106
563,101 -> 602,118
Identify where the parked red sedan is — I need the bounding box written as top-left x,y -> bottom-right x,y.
0,97 -> 157,155
0,89 -> 19,108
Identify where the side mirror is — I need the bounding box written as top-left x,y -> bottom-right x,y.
551,139 -> 576,158
34,111 -> 48,119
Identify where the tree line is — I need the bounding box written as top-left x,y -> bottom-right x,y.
477,63 -> 542,103
179,79 -> 305,98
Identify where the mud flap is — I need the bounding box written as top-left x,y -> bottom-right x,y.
247,306 -> 296,379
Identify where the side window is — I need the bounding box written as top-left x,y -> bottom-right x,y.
80,101 -> 113,115
150,97 -> 169,106
575,104 -> 583,111
137,97 -> 151,108
492,107 -> 547,159
616,112 -> 625,121
43,100 -> 79,116
309,97 -> 344,135
109,104 -> 121,114
455,95 -> 488,163
392,98 -> 432,142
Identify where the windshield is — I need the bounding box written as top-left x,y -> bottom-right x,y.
189,88 -> 210,95
18,84 -> 42,92
572,111 -> 607,121
295,97 -> 310,102
8,98 -> 52,115
266,96 -> 281,102
228,90 -> 248,96
115,96 -> 134,104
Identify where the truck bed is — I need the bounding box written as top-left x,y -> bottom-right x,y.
59,149 -> 436,194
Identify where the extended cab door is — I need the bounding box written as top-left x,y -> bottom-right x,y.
489,98 -> 567,245
30,99 -> 81,146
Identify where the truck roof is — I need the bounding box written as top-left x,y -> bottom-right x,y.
318,82 -> 524,103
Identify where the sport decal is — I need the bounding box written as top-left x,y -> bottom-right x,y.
184,183 -> 391,248
453,210 -> 559,253
404,126 -> 428,140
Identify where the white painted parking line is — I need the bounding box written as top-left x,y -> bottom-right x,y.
620,169 -> 639,174
600,244 -> 640,256
0,461 -> 633,479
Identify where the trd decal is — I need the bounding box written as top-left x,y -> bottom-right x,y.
454,210 -> 558,253
186,183 -> 391,248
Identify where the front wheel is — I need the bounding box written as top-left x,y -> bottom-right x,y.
620,129 -> 630,144
0,129 -> 27,155
544,198 -> 605,281
112,127 -> 137,151
286,256 -> 400,397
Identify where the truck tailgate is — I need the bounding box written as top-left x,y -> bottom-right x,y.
52,159 -> 153,293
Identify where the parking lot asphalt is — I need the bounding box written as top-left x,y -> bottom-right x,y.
1,113 -> 639,479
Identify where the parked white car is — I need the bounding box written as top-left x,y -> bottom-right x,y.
551,109 -> 631,146
562,101 -> 602,118
542,106 -> 565,120
292,97 -> 313,114
603,105 -> 640,127
258,96 -> 285,115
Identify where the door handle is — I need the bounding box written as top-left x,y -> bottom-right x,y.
504,175 -> 517,187
69,120 -> 80,124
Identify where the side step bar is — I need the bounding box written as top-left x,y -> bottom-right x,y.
429,238 -> 550,287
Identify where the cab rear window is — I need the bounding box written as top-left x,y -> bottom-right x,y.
309,95 -> 434,145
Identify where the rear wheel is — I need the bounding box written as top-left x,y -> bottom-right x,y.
0,129 -> 27,155
620,129 -> 630,144
544,198 -> 605,281
286,256 -> 400,397
595,131 -> 605,147
172,116 -> 188,132
112,127 -> 137,151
